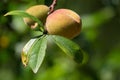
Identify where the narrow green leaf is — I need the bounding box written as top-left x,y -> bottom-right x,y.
28,35 -> 47,73
51,35 -> 88,64
4,10 -> 44,31
30,31 -> 43,38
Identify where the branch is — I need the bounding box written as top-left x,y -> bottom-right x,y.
48,0 -> 57,14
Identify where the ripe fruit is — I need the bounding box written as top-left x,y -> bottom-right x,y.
23,5 -> 49,28
45,9 -> 82,39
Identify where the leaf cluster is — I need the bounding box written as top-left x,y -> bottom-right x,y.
4,11 -> 87,73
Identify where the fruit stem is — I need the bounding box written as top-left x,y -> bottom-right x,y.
48,0 -> 57,14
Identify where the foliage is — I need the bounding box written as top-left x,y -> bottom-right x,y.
4,10 -> 86,73
0,0 -> 120,80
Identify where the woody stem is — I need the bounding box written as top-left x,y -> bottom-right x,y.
48,0 -> 57,14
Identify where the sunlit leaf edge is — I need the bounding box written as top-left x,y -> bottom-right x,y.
28,35 -> 47,73
21,38 -> 37,66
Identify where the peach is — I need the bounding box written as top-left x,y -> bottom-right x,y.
23,5 -> 49,28
45,9 -> 82,39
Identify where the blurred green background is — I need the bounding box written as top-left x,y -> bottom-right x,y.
0,0 -> 120,80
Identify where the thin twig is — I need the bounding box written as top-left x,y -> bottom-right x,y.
48,0 -> 57,14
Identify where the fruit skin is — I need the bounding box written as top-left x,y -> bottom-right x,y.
45,9 -> 82,39
23,5 -> 49,28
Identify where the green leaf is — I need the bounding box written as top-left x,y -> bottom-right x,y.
4,10 -> 44,31
22,38 -> 37,66
51,35 -> 88,64
30,31 -> 43,38
28,35 -> 47,73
